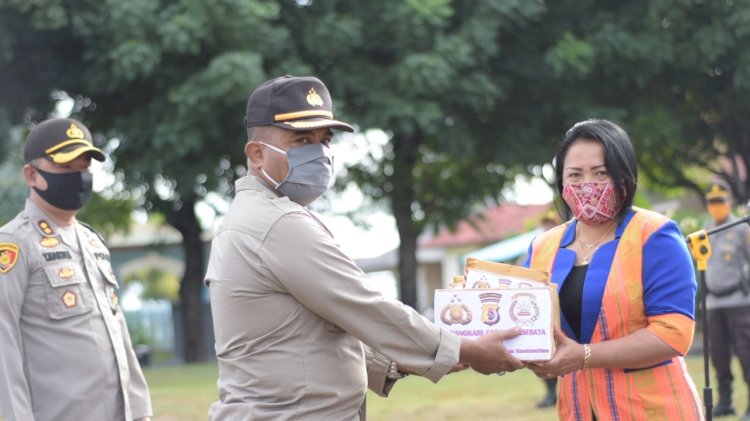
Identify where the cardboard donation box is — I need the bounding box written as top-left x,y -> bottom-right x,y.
433,258 -> 559,361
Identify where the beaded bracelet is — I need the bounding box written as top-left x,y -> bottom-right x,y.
582,344 -> 591,370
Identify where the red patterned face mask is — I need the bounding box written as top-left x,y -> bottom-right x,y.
562,181 -> 622,225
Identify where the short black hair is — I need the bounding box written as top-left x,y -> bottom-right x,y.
554,119 -> 638,219
247,125 -> 273,141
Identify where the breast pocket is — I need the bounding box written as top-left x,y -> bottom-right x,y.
43,263 -> 93,320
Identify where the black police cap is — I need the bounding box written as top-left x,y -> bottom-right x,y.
244,75 -> 353,132
24,118 -> 105,164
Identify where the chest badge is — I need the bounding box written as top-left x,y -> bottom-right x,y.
110,288 -> 119,309
88,235 -> 101,248
61,290 -> 78,308
58,267 -> 76,280
0,243 -> 20,273
40,237 -> 61,248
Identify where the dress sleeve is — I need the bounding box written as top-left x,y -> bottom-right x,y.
642,220 -> 696,355
520,242 -> 533,268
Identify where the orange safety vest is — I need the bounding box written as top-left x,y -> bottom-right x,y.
529,208 -> 703,421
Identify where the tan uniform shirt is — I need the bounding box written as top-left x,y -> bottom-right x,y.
205,176 -> 460,421
0,200 -> 152,421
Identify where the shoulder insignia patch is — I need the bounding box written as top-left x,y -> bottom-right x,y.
0,243 -> 20,273
36,220 -> 56,237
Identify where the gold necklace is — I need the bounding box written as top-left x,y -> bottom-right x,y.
576,224 -> 614,264
580,248 -> 597,265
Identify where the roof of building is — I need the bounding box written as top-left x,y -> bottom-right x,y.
420,203 -> 552,248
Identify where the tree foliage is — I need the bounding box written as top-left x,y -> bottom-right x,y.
3,0 -> 750,361
525,0 -> 750,202
0,127 -> 28,225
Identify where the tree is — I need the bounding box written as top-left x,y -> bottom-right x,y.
636,0 -> 750,203
279,0 -> 550,307
0,0 -> 294,361
522,0 -> 750,203
1,0 -> 553,320
125,267 -> 181,302
5,0 -> 750,362
0,126 -> 27,224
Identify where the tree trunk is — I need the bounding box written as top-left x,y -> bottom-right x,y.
721,123 -> 750,204
734,130 -> 750,203
166,198 -> 206,363
390,132 -> 421,309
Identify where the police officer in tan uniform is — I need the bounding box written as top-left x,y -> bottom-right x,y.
704,181 -> 750,419
0,118 -> 153,421
205,75 -> 525,421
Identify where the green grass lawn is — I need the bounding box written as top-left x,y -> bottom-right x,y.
143,356 -> 747,421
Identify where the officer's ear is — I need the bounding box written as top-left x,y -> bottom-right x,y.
22,163 -> 42,188
245,140 -> 264,169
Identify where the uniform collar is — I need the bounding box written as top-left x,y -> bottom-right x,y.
235,174 -> 280,197
24,199 -> 78,247
24,198 -> 48,221
24,199 -> 68,232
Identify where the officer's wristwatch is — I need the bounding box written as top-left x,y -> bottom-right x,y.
386,361 -> 408,380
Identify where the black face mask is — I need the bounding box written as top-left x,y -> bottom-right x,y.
32,167 -> 94,211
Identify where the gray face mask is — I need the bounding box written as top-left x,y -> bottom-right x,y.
258,142 -> 334,206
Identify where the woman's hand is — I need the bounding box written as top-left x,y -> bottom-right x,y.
528,326 -> 585,379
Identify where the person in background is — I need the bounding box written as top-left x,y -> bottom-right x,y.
0,118 -> 152,421
524,119 -> 703,420
703,180 -> 750,419
205,75 -> 525,420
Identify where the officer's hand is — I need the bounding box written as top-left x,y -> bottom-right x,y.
448,362 -> 470,373
459,327 -> 525,375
